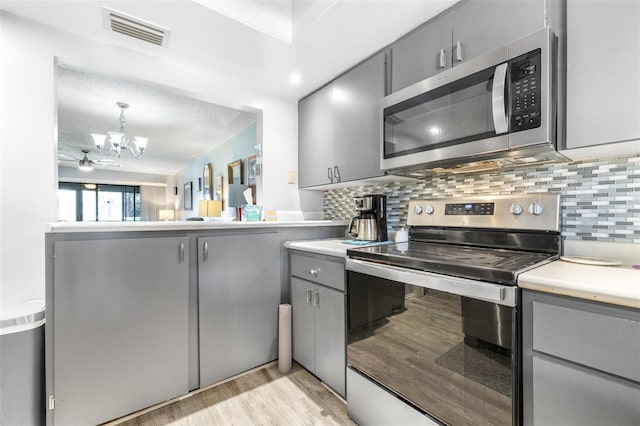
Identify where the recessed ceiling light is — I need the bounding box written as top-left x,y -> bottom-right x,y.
290,73 -> 301,85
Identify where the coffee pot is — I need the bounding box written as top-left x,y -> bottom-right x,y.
348,214 -> 378,241
347,194 -> 388,242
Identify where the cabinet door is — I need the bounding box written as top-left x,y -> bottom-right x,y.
452,0 -> 545,65
566,0 -> 640,148
298,84 -> 334,188
390,11 -> 453,92
198,232 -> 280,386
53,237 -> 189,426
532,355 -> 640,426
333,52 -> 386,183
291,277 -> 315,373
314,284 -> 346,397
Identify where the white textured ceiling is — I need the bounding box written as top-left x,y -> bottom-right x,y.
56,66 -> 255,175
2,0 -> 458,176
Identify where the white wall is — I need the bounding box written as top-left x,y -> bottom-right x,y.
1,13 -> 58,309
0,12 -> 321,309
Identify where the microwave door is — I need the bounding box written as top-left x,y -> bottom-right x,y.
491,62 -> 509,134
381,57 -> 511,171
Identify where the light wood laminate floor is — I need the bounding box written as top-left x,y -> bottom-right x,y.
110,363 -> 356,426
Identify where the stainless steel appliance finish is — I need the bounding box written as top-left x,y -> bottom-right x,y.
381,28 -> 567,176
407,193 -> 561,231
346,193 -> 561,426
347,194 -> 388,242
348,217 -> 378,241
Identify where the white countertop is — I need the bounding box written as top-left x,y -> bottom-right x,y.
289,238 -> 640,308
46,220 -> 348,233
518,261 -> 640,308
285,238 -> 386,258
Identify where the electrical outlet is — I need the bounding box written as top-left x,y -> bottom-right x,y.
287,170 -> 295,184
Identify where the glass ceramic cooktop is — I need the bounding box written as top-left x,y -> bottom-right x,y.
347,241 -> 555,285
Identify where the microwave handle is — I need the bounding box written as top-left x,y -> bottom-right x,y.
491,62 -> 509,134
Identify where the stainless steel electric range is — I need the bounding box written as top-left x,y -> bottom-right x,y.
345,193 -> 561,426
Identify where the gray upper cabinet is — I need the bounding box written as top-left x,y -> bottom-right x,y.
198,232 -> 281,387
298,84 -> 334,188
566,0 -> 640,149
298,52 -> 386,188
51,236 -> 189,426
452,1 -> 546,66
390,0 -> 548,93
391,12 -> 453,93
333,52 -> 386,183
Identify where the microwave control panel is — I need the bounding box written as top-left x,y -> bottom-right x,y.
510,49 -> 542,132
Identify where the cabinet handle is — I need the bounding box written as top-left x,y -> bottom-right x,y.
203,242 -> 209,261
313,291 -> 320,307
455,41 -> 463,62
179,242 -> 185,263
306,288 -> 313,304
333,166 -> 341,182
309,268 -> 321,277
439,48 -> 446,68
327,167 -> 334,183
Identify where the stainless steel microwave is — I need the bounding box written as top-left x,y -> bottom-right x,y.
381,28 -> 566,174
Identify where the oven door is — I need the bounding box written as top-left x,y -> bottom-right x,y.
346,259 -> 519,426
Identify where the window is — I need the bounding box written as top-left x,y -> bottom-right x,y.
58,182 -> 140,222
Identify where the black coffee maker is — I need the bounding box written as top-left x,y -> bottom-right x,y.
347,194 -> 388,242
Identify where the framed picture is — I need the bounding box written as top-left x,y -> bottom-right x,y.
247,154 -> 257,203
228,159 -> 243,185
203,163 -> 213,200
184,182 -> 192,210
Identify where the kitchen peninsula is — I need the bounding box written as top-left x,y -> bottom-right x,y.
44,220 -> 345,426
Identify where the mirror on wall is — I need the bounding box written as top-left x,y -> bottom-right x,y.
214,175 -> 224,205
203,163 -> 213,200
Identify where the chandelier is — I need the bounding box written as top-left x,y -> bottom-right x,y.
91,102 -> 148,159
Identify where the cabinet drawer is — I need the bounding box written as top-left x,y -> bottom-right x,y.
532,301 -> 640,382
290,253 -> 344,291
532,355 -> 640,426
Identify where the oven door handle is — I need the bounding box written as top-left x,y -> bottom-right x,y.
346,259 -> 515,307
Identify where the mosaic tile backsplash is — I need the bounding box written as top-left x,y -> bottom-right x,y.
324,154 -> 640,243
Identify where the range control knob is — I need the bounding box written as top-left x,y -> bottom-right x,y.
509,203 -> 524,215
528,203 -> 543,215
424,205 -> 435,215
413,205 -> 423,215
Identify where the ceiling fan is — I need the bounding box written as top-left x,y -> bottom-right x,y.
58,150 -> 121,171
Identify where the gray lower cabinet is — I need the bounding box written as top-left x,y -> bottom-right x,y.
290,252 -> 346,397
198,232 -> 281,387
566,0 -> 640,149
50,236 -> 189,426
298,52 -> 386,188
522,290 -> 640,426
390,0 -> 552,93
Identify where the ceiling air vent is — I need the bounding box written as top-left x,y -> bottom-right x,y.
101,7 -> 170,47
